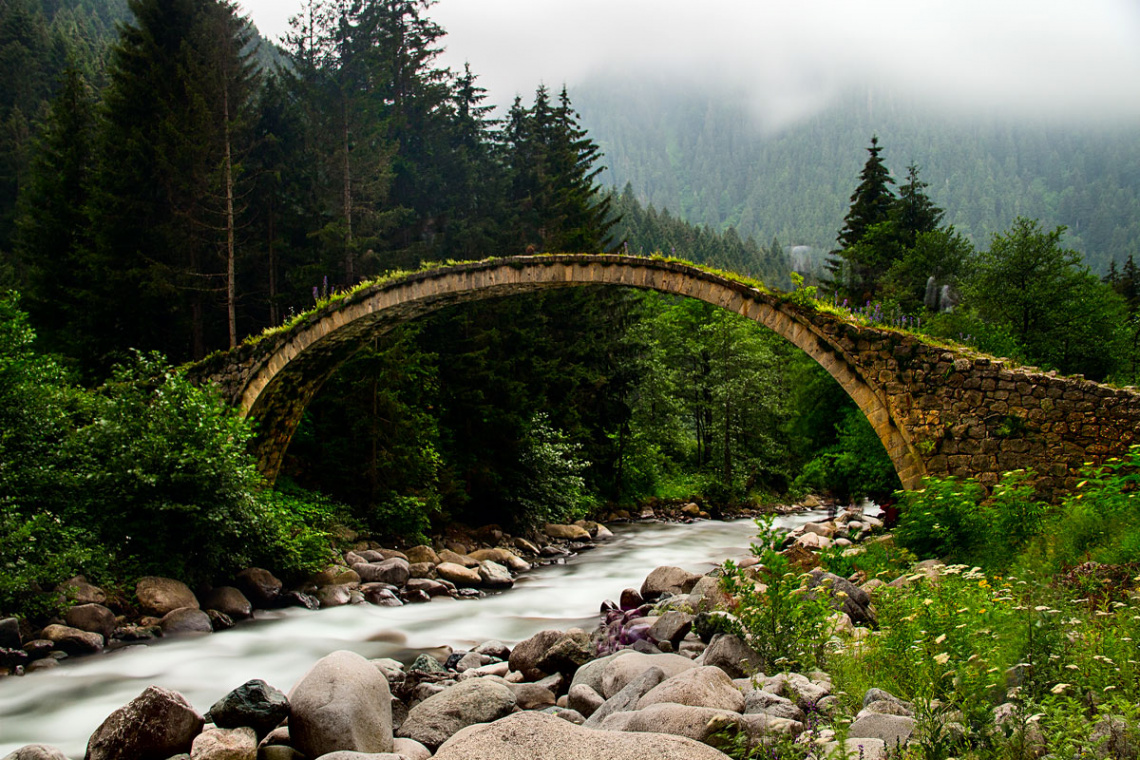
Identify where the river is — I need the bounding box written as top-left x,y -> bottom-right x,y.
0,511 -> 832,757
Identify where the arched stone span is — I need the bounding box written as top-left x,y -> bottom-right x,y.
191,254 -> 1140,493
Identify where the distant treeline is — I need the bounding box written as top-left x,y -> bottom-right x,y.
575,78 -> 1140,274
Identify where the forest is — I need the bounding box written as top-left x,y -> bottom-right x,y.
1,0 -> 1138,618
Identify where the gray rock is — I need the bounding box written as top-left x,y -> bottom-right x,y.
862,687 -> 912,710
288,650 -> 394,757
235,568 -> 282,608
315,584 -> 353,608
1,745 -> 68,760
807,570 -> 876,626
566,683 -> 604,718
508,629 -> 563,680
687,575 -> 731,613
201,587 -> 253,620
582,666 -> 665,728
510,683 -> 556,710
396,677 -> 516,749
542,707 -> 585,725
743,689 -> 804,721
432,711 -> 732,760
393,737 -> 431,760
85,685 -> 204,760
57,576 -> 106,605
703,634 -> 762,679
600,703 -> 740,742
410,653 -> 447,674
136,576 -> 198,617
822,738 -> 888,760
435,562 -> 481,588
598,651 -> 698,698
160,607 -> 213,636
455,651 -> 490,672
208,679 -> 289,737
477,560 -> 514,589
638,665 -> 745,712
188,726 -> 256,759
206,609 -> 235,631
39,624 -> 103,655
536,629 -> 592,675
405,578 -> 448,597
64,604 -> 116,640
567,649 -> 633,695
473,640 -> 511,659
848,714 -> 916,748
648,611 -> 694,646
640,566 -> 701,600
353,558 -> 410,586
404,545 -> 440,565
858,699 -> 915,719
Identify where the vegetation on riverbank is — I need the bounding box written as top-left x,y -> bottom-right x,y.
714,452 -> 1140,759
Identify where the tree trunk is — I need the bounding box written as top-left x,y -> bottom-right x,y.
223,81 -> 237,348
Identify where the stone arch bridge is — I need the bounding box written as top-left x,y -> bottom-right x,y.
190,254 -> 1140,493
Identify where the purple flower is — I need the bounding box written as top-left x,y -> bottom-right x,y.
312,286 -> 319,302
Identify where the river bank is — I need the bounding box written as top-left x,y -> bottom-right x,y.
0,507 -> 831,757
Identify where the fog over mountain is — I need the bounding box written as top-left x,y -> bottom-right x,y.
242,0 -> 1140,128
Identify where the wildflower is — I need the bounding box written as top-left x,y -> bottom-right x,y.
1051,683 -> 1071,695
1065,664 -> 1080,670
935,634 -> 947,644
934,653 -> 950,665
1034,606 -> 1049,612
924,598 -> 935,606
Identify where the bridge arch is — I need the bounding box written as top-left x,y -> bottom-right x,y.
196,254 -> 925,489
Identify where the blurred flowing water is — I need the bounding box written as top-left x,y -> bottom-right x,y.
0,511 -> 831,757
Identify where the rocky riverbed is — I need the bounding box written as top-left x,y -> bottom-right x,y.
3,501 -> 965,760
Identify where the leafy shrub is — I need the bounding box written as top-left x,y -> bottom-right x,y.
793,406 -> 900,502
510,412 -> 594,525
894,476 -> 989,563
370,492 -> 438,546
720,515 -> 832,672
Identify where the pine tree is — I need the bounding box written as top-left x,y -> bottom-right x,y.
827,135 -> 896,301
893,163 -> 943,249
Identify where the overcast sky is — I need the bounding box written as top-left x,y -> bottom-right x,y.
237,0 -> 1140,127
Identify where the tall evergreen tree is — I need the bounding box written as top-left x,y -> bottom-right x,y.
827,135 -> 896,300
893,163 -> 943,249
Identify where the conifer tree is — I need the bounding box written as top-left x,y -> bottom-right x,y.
826,135 -> 895,300
893,163 -> 943,249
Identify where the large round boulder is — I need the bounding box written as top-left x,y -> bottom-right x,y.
432,711 -> 733,760
235,568 -> 282,608
288,650 -> 393,757
404,545 -> 440,565
85,685 -> 204,760
159,607 -> 213,636
598,651 -> 698,698
353,558 -> 410,587
39,623 -> 103,655
508,629 -> 564,680
396,678 -> 516,750
600,703 -> 741,742
201,587 -> 253,620
543,524 -> 591,541
435,562 -> 481,588
135,577 -> 198,617
2,745 -> 68,760
477,560 -> 514,589
639,566 -> 702,600
638,665 -> 746,712
64,603 -> 116,641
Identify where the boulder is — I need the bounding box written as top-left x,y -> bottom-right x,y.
822,738 -> 888,760
536,629 -> 592,675
638,666 -> 746,712
474,640 -> 511,659
568,650 -> 633,695
566,684 -> 604,718
583,667 -> 666,728
510,683 -> 556,710
802,521 -> 836,538
404,545 -> 440,565
477,560 -> 514,589
57,576 -> 106,605
353,559 -> 410,587
39,623 -> 103,655
508,629 -> 564,680
432,711 -> 732,760
396,677 -> 516,749
807,570 -> 876,626
743,690 -> 804,721
63,604 -> 116,641
393,737 -> 432,760
618,588 -> 643,610
703,634 -> 762,679
435,562 -> 481,588
648,611 -> 694,646
687,576 -> 732,613
160,608 -> 213,636
208,679 -> 289,737
188,726 -> 256,759
467,548 -> 518,564
86,685 -> 204,760
543,524 -> 591,541
438,549 -> 479,568
847,714 -> 916,747
598,651 -> 698,698
640,566 -> 701,600
288,650 -> 393,757
600,703 -> 739,742
201,587 -> 253,620
235,568 -> 282,608
1,745 -> 68,760
795,532 -> 831,550
136,577 -> 198,617
315,585 -> 354,608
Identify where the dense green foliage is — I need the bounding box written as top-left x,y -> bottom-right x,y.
0,293 -> 334,617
